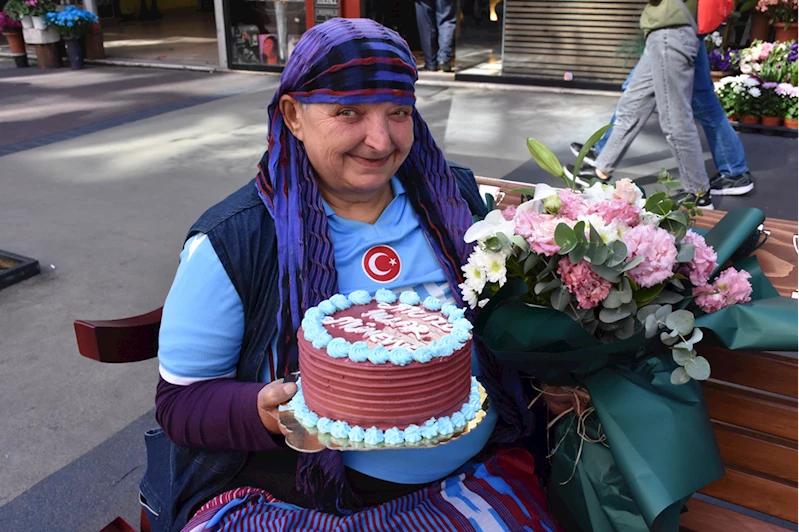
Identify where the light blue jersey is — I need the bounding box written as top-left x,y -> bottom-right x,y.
158,177 -> 496,483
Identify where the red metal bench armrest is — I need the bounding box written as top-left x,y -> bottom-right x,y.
74,308 -> 163,363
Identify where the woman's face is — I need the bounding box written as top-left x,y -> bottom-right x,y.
263,38 -> 275,55
282,99 -> 415,199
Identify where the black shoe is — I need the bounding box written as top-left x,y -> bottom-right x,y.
420,63 -> 437,71
438,61 -> 453,73
563,164 -> 611,187
674,191 -> 714,210
569,142 -> 599,167
709,171 -> 754,196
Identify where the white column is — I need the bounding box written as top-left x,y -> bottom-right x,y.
82,0 -> 98,15
214,0 -> 228,68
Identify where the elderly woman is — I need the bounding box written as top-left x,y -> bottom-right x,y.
141,18 -> 559,532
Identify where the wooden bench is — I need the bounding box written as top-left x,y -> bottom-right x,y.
75,176 -> 798,532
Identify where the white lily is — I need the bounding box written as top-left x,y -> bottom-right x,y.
464,209 -> 515,243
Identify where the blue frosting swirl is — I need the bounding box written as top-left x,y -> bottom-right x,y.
367,345 -> 390,364
399,291 -> 421,305
441,335 -> 464,353
330,294 -> 352,311
452,327 -> 471,344
448,308 -> 466,323
384,427 -> 405,445
304,307 -> 325,321
311,331 -> 333,349
348,341 -> 370,363
422,296 -> 442,311
374,289 -> 397,304
316,417 -> 333,434
412,346 -> 434,364
326,338 -> 352,358
461,402 -> 477,421
420,423 -> 439,439
437,417 -> 455,436
348,426 -> 366,442
303,323 -> 324,342
403,424 -> 422,443
300,411 -> 319,428
318,300 -> 337,315
389,347 -> 413,366
330,421 -> 351,439
451,412 -> 467,429
364,426 -> 384,445
441,302 -> 458,317
453,318 -> 473,332
348,290 -> 372,305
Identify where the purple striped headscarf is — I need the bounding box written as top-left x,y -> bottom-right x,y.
255,17 -> 527,514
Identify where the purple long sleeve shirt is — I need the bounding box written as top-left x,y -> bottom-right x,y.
155,377 -> 280,451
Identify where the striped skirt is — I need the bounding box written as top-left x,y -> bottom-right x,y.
183,448 -> 561,532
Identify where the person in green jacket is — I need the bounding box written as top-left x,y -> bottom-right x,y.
565,0 -> 717,209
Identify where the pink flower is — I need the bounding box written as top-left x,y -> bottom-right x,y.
558,189 -> 589,220
623,224 -> 678,288
678,230 -> 718,286
693,268 -> 753,313
589,198 -> 641,227
501,204 -> 517,221
515,211 -> 566,256
558,257 -> 613,309
613,178 -> 643,205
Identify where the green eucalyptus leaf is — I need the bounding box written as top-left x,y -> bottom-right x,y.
534,278 -> 561,295
645,314 -> 659,337
655,304 -> 673,322
660,331 -> 680,346
569,242 -> 587,265
495,232 -> 511,247
523,253 -> 540,274
655,290 -> 684,305
550,288 -> 571,311
620,277 -> 633,304
602,287 -> 623,309
583,319 -> 599,336
511,235 -> 530,252
605,241 -> 628,267
689,327 -> 703,344
633,284 -> 664,306
615,316 -> 636,339
669,279 -> 685,291
554,223 -> 576,252
670,367 -> 691,385
527,138 -> 565,179
599,307 -> 631,324
676,243 -> 696,263
484,236 -> 502,252
637,304 -> 660,322
645,191 -> 668,212
665,309 -> 695,335
621,300 -> 637,317
672,348 -> 693,366
574,221 -> 587,243
685,356 -> 711,380
592,264 -> 622,283
620,256 -> 645,273
536,255 -> 559,281
661,218 -> 687,241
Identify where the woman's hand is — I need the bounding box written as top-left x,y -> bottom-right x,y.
257,379 -> 298,436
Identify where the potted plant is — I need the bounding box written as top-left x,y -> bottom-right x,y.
736,75 -> 763,123
26,0 -> 57,30
3,0 -> 33,28
0,10 -> 28,66
714,75 -> 742,121
760,83 -> 785,124
709,48 -> 740,81
756,0 -> 798,41
43,6 -> 98,69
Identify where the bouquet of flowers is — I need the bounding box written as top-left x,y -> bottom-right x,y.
756,0 -> 798,26
0,10 -> 22,31
43,6 -> 98,39
464,133 -> 798,531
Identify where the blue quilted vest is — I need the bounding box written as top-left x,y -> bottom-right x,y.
138,153 -> 488,532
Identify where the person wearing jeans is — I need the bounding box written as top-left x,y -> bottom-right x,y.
574,39 -> 753,196
415,0 -> 458,72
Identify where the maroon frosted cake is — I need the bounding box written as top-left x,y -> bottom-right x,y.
296,289 -> 474,433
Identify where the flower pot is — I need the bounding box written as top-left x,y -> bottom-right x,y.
711,70 -> 733,83
761,116 -> 783,126
3,31 -> 26,55
773,22 -> 798,43
784,118 -> 799,129
65,37 -> 85,70
20,15 -> 33,28
749,11 -> 770,41
728,114 -> 738,123
31,15 -> 46,30
740,115 -> 760,124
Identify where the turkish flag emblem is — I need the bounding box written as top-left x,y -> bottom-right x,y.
362,245 -> 402,283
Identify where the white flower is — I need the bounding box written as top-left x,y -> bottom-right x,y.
460,283 -> 479,309
474,250 -> 508,285
748,87 -> 761,98
464,209 -> 515,243
641,211 -> 664,226
577,214 -> 624,245
710,31 -> 722,47
743,75 -> 760,87
461,255 -> 487,293
581,181 -> 616,205
478,298 -> 490,308
740,63 -> 753,74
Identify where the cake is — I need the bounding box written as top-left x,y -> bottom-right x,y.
282,288 -> 482,446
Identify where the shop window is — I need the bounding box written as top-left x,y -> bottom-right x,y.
227,0 -> 307,69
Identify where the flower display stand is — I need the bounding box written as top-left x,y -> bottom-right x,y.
22,26 -> 61,68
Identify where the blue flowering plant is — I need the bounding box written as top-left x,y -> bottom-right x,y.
44,6 -> 98,39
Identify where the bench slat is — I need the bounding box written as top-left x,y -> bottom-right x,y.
714,422 -> 798,484
680,497 -> 789,532
703,382 -> 797,441
701,347 -> 798,398
699,466 -> 798,523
